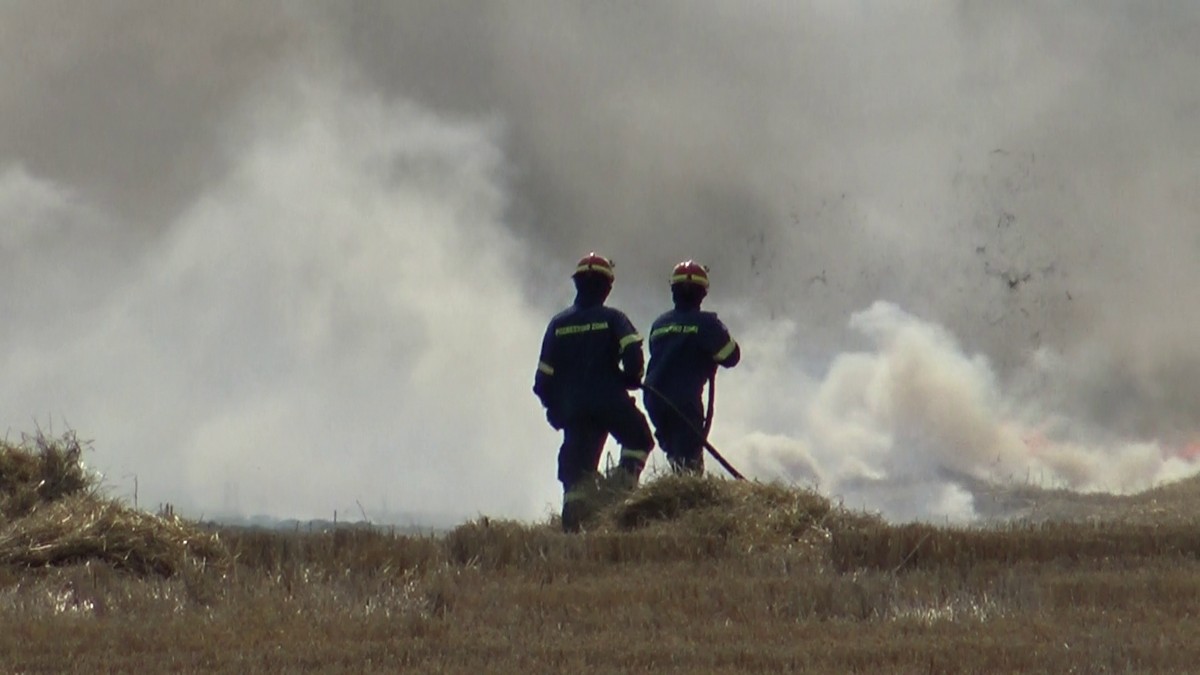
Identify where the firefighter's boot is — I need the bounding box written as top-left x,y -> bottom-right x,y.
561,499 -> 585,533
561,475 -> 601,533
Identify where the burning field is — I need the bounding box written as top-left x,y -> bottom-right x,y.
4,3 -> 1200,672
3,431 -> 1200,672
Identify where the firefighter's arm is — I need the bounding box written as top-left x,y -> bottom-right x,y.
715,339 -> 741,368
534,362 -> 555,406
534,360 -> 566,429
620,339 -> 645,390
616,315 -> 645,389
533,326 -> 559,410
707,316 -> 741,368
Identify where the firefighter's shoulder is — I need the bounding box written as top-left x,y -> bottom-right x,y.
597,305 -> 637,327
548,304 -> 583,325
650,308 -> 679,328
699,310 -> 731,327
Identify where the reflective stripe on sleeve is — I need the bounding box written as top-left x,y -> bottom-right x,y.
714,339 -> 737,362
538,361 -> 555,375
618,333 -> 643,353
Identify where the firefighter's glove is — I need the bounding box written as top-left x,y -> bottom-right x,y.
545,407 -> 565,430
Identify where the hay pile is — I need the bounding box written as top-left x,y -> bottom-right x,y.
596,473 -> 881,548
0,431 -> 228,576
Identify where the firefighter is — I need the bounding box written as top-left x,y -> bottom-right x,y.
643,260 -> 740,474
533,252 -> 654,532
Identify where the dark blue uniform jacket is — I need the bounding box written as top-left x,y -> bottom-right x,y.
645,309 -> 739,407
534,303 -> 644,419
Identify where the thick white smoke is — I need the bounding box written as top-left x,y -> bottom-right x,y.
718,302 -> 1197,522
4,2 -> 1199,525
1,73 -> 559,523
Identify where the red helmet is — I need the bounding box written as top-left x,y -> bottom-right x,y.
670,260 -> 709,288
573,252 -> 615,280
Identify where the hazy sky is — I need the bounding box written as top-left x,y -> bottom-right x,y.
2,2 -> 1198,523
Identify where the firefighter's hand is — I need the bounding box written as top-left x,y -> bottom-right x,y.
545,407 -> 564,430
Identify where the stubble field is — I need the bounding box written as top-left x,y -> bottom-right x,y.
2,433 -> 1199,673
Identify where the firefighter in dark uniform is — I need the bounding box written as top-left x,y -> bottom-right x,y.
533,252 -> 654,532
644,260 -> 741,474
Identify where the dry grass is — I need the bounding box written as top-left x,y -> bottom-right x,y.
0,432 -> 228,576
4,432 -> 1200,672
0,429 -> 91,519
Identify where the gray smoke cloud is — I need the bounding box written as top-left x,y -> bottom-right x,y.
2,2 -> 1198,522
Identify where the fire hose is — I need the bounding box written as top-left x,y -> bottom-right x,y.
639,378 -> 745,480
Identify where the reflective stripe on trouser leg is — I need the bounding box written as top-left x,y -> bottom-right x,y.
619,448 -> 648,473
604,448 -> 645,491
619,446 -> 648,468
561,482 -> 590,530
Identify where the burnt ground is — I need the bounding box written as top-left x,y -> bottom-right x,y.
961,472 -> 1200,526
